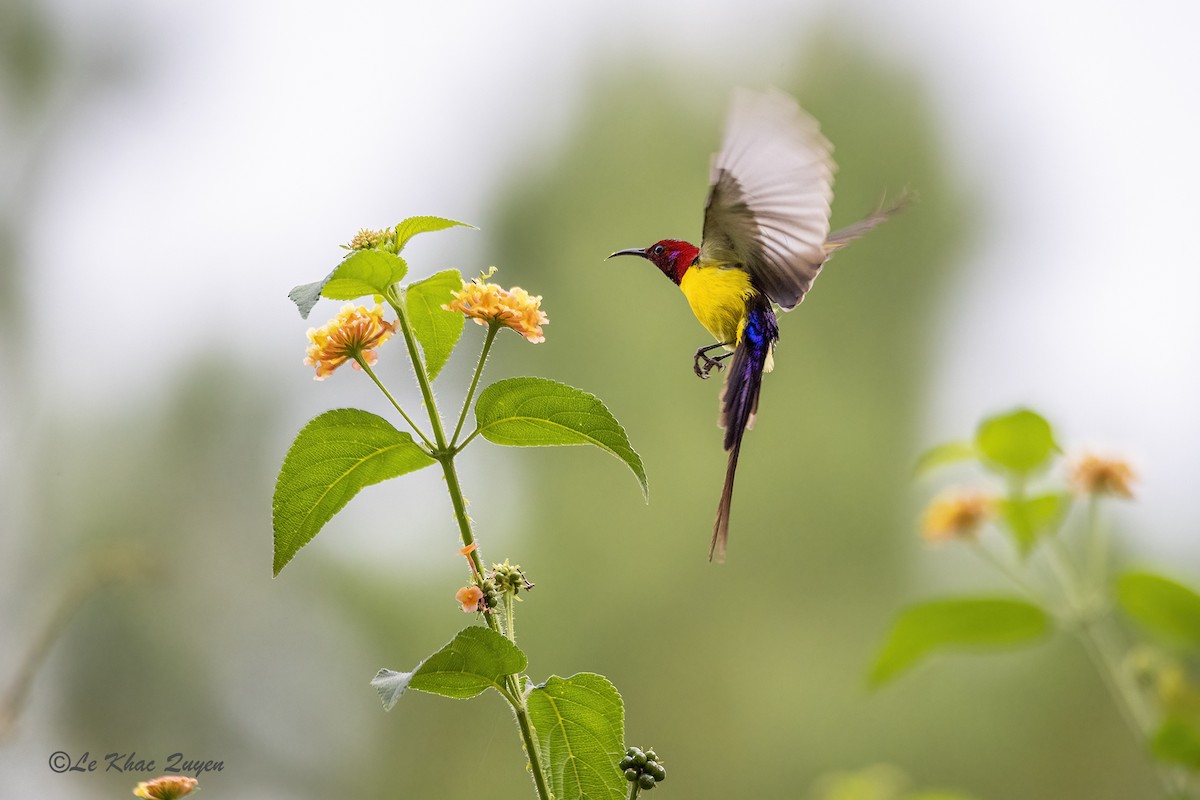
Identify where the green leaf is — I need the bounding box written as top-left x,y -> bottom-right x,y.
371,627 -> 527,710
1117,571 -> 1200,646
393,215 -> 473,252
322,249 -> 408,301
527,673 -> 626,800
1151,717 -> 1200,770
405,269 -> 465,381
870,597 -> 1051,686
272,409 -> 435,575
974,408 -> 1057,475
913,440 -> 977,477
288,250 -> 409,319
997,492 -> 1069,557
475,377 -> 648,499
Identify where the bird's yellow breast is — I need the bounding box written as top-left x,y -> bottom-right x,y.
679,263 -> 756,345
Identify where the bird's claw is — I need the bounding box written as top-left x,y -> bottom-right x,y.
693,350 -> 730,379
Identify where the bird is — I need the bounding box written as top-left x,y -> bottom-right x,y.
609,87 -> 908,562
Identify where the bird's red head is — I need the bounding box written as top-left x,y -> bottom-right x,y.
607,239 -> 698,285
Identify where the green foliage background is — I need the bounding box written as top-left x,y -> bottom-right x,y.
0,10 -> 1169,800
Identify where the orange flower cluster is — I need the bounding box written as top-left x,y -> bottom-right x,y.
1069,454 -> 1137,499
444,268 -> 547,343
304,304 -> 397,380
133,776 -> 199,800
921,490 -> 994,543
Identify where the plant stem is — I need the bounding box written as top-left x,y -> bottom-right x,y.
452,322 -> 499,447
387,289 -> 551,800
514,699 -> 553,800
970,539 -> 1043,603
1043,537 -> 1186,796
356,357 -> 434,451
505,596 -> 517,643
455,427 -> 482,455
627,782 -> 641,800
1084,495 -> 1107,599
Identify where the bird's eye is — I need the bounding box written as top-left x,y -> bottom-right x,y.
652,244 -> 665,255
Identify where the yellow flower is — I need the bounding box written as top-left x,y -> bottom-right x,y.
349,227 -> 387,250
444,268 -> 548,343
1069,453 -> 1136,499
456,585 -> 484,612
133,776 -> 198,800
304,304 -> 397,380
921,490 -> 994,543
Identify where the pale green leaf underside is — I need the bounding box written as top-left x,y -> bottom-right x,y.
1118,571 -> 1200,646
394,216 -> 474,252
371,626 -> 527,709
272,409 -> 434,575
475,377 -> 648,499
871,596 -> 1050,686
406,269 -> 465,381
527,673 -> 626,800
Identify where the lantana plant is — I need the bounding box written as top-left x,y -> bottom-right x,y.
874,408 -> 1200,798
273,216 -> 665,800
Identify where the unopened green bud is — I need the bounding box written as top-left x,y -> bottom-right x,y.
624,768 -> 639,783
638,773 -> 656,790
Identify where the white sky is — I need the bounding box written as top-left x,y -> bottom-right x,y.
16,0 -> 1200,555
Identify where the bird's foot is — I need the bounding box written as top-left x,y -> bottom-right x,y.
693,347 -> 732,379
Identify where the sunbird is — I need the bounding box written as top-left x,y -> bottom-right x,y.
609,88 -> 907,561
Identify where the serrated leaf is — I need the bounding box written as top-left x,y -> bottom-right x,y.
406,269 -> 464,381
272,409 -> 435,575
870,597 -> 1051,686
527,673 -> 626,800
1151,717 -> 1200,770
913,440 -> 977,477
371,626 -> 526,710
288,250 -> 409,319
1117,571 -> 1200,646
975,409 -> 1057,475
998,492 -> 1069,557
475,377 -> 647,499
321,249 -> 408,301
393,216 -> 473,252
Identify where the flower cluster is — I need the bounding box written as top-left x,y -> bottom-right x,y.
921,490 -> 994,544
133,776 -> 198,800
304,304 -> 397,380
348,227 -> 388,250
1069,453 -> 1136,499
444,268 -> 548,343
491,559 -> 534,598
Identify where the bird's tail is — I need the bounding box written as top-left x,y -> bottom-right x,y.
711,295 -> 779,562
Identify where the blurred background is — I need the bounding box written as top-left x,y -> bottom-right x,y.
2,0 -> 1199,797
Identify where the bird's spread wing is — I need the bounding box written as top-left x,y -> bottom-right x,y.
700,88 -> 835,310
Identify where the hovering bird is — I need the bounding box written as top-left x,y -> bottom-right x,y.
609,88 -> 907,561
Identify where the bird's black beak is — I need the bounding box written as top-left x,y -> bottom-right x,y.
606,247 -> 647,261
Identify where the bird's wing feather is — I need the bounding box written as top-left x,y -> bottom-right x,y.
700,88 -> 835,310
